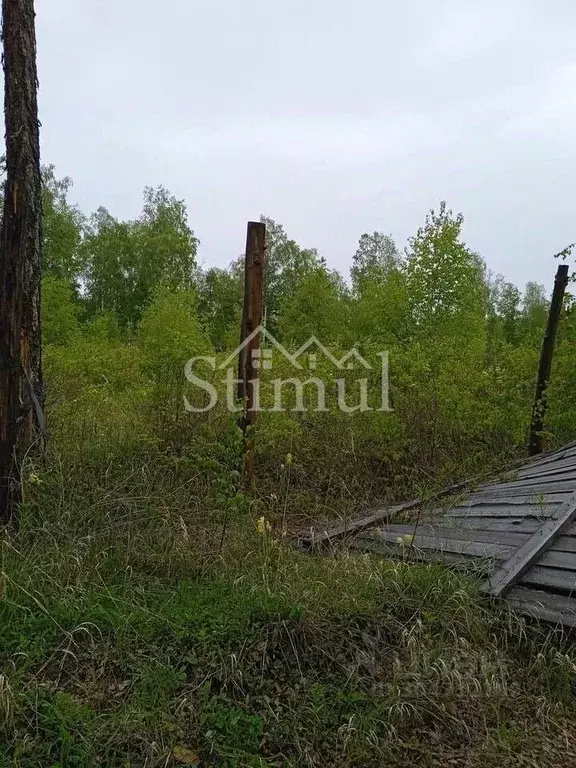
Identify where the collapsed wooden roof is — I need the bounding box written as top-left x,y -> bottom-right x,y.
303,441 -> 576,627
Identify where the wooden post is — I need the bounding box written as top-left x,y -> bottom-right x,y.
0,0 -> 44,526
237,222 -> 266,487
528,264 -> 569,456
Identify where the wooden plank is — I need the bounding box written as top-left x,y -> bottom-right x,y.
374,520 -> 528,547
377,523 -> 438,537
506,586 -> 576,627
370,530 -> 514,559
303,478 -> 477,545
481,470 -> 576,490
514,458 -> 576,480
521,443 -> 576,471
350,536 -> 484,569
439,517 -> 576,536
550,536 -> 576,553
466,492 -> 571,507
529,440 -> 576,461
481,491 -> 576,597
303,441 -> 576,549
446,502 -> 557,518
474,479 -> 576,496
376,525 -> 529,548
540,549 -> 576,569
382,517 -> 576,540
477,475 -> 576,494
302,498 -> 423,546
435,528 -> 528,547
520,565 -> 576,592
435,517 -> 542,534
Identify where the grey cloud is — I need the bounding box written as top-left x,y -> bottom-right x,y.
35,0 -> 576,290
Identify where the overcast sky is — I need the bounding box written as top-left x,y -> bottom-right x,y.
35,1 -> 576,289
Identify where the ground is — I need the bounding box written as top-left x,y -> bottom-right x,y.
1,445 -> 576,767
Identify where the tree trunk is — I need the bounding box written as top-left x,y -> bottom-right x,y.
0,0 -> 43,525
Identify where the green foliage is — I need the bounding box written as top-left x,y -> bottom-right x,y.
350,267 -> 410,347
405,202 -> 488,345
41,275 -> 81,346
489,276 -> 522,346
259,216 -> 322,333
139,287 -> 210,375
196,266 -> 243,350
138,287 -> 213,433
2,468 -> 575,766
351,231 -> 401,295
42,166 -> 86,285
82,187 -> 198,326
15,166 -> 576,765
277,266 -> 349,345
520,281 -> 549,344
36,174 -> 575,509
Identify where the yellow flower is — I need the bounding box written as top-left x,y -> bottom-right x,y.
28,473 -> 42,486
256,516 -> 272,534
397,534 -> 414,547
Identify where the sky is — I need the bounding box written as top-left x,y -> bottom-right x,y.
35,0 -> 576,290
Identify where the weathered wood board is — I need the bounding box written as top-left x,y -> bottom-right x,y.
308,443 -> 576,627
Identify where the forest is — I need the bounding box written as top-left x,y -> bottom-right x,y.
2,164 -> 576,766
40,164 -> 576,504
2,0 -> 576,765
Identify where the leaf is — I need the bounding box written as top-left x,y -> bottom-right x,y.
172,746 -> 200,765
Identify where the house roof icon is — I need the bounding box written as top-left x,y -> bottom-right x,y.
219,325 -> 303,370
220,328 -> 372,372
294,337 -> 371,370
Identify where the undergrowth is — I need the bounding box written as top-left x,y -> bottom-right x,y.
1,443 -> 576,768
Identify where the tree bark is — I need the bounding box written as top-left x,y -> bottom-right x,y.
0,0 -> 43,525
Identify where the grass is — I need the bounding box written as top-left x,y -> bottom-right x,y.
1,440 -> 576,767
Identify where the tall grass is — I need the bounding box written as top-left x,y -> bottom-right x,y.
0,337 -> 574,766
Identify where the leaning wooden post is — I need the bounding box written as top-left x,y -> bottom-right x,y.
528,264 -> 570,456
237,222 -> 266,488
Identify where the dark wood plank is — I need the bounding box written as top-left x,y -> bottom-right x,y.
481,471 -> 576,490
474,479 -> 576,496
304,478 -> 478,545
540,550 -> 576,570
435,516 -> 576,536
481,491 -> 576,597
438,528 -> 528,547
350,536 -> 485,569
434,517 -> 542,534
301,498 -> 423,546
514,459 -> 576,480
376,524 -> 529,548
447,502 -> 558,517
370,530 -> 514,559
520,565 -> 576,592
377,523 -> 439,537
550,536 -> 576,553
524,441 -> 576,467
506,586 -> 576,627
380,521 -> 576,546
466,492 -> 571,507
